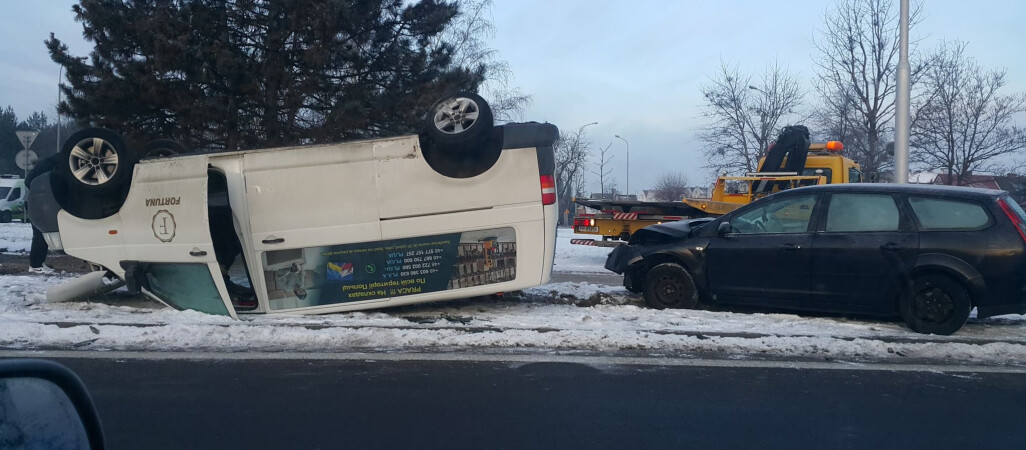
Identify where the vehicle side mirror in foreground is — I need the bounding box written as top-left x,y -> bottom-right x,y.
0,359 -> 105,449
717,221 -> 732,236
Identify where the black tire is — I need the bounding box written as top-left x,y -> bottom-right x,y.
900,273 -> 972,335
423,91 -> 494,151
0,211 -> 11,223
141,138 -> 188,159
642,262 -> 699,310
60,128 -> 135,196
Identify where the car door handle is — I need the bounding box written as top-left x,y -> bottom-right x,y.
880,242 -> 902,251
778,243 -> 801,250
262,237 -> 285,244
189,249 -> 207,257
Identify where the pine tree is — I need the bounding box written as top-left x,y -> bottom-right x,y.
47,0 -> 484,151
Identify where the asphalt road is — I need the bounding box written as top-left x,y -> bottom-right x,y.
31,353 -> 1026,450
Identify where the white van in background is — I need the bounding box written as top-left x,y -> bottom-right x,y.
0,175 -> 27,223
30,93 -> 560,318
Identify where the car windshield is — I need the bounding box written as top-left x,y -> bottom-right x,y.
0,187 -> 10,199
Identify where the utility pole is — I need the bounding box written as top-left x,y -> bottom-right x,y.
894,0 -> 911,183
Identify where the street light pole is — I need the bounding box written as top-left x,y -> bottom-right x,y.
894,0 -> 911,183
57,65 -> 62,155
614,134 -> 629,196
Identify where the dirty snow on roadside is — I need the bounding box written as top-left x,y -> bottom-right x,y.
1,224 -> 1026,365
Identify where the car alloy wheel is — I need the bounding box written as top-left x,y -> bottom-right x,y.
913,286 -> 955,323
433,96 -> 482,135
68,137 -> 121,187
900,273 -> 971,335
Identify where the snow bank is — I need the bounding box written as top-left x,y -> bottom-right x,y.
1,272 -> 1025,364
0,223 -> 31,254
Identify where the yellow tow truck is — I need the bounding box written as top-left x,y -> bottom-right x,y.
571,127 -> 862,245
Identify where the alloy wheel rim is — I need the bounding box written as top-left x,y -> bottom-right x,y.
69,137 -> 119,186
914,286 -> 954,323
433,97 -> 481,134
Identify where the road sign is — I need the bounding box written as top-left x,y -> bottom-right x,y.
15,149 -> 38,171
15,130 -> 40,150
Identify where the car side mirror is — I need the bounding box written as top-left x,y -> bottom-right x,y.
0,359 -> 105,449
716,221 -> 732,236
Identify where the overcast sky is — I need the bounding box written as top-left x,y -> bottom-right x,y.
2,1 -> 1024,191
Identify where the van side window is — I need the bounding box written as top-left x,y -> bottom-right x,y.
909,197 -> 990,230
825,194 -> 899,232
8,187 -> 21,201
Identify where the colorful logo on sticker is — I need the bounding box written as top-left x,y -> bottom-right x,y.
327,262 -> 354,281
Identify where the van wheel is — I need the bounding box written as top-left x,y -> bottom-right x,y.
424,92 -> 494,151
0,211 -> 11,223
900,274 -> 971,335
60,128 -> 135,196
643,262 -> 699,309
141,138 -> 188,159
420,93 -> 500,178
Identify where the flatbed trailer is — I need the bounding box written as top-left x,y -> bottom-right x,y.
572,174 -> 824,241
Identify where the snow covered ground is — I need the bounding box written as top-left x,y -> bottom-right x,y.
0,222 -> 31,254
552,227 -> 612,274
2,222 -> 1026,365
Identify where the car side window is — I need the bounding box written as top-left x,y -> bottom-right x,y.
824,193 -> 900,232
848,167 -> 862,183
731,194 -> 817,234
8,187 -> 21,201
909,197 -> 990,230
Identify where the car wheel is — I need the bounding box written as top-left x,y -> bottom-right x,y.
424,91 -> 494,150
0,211 -> 11,223
643,262 -> 699,309
141,138 -> 188,159
60,128 -> 135,196
900,274 -> 972,335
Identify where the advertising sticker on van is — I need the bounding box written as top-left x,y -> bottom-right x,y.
262,227 -> 517,310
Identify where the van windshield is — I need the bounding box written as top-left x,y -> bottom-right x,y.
0,187 -> 9,200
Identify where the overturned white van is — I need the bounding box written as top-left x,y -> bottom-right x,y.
30,93 -> 559,318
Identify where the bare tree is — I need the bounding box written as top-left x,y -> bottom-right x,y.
652,171 -> 690,201
813,0 -> 923,175
590,143 -> 616,194
911,41 -> 1026,185
433,0 -> 531,122
812,82 -> 869,161
699,61 -> 805,176
553,127 -> 592,224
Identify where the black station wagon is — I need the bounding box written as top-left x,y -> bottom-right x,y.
605,183 -> 1026,335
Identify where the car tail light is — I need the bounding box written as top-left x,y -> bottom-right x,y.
540,175 -> 556,205
573,218 -> 595,227
996,197 -> 1026,243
